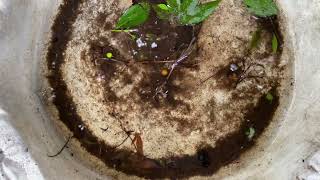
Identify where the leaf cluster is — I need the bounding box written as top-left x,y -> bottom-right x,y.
115,0 -> 221,29
244,0 -> 278,17
154,0 -> 221,25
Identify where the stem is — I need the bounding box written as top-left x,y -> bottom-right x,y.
111,29 -> 138,33
111,29 -> 138,39
48,135 -> 74,157
167,37 -> 196,81
135,60 -> 175,64
100,58 -> 129,65
268,17 -> 280,43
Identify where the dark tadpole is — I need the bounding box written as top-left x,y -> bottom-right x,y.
197,149 -> 211,168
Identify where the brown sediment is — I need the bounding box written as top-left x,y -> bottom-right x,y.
46,0 -> 285,179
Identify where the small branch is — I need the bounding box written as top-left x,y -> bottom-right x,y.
111,29 -> 138,39
167,37 -> 196,81
199,72 -> 217,85
268,17 -> 280,43
111,118 -> 138,152
48,135 -> 74,157
135,60 -> 175,64
111,29 -> 138,33
100,58 -> 129,65
111,136 -> 131,150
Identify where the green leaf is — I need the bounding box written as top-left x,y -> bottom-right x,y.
250,29 -> 262,50
167,0 -> 181,12
244,0 -> 278,17
158,4 -> 169,11
180,0 -> 221,25
181,0 -> 199,16
153,4 -> 172,20
115,2 -> 150,29
266,92 -> 274,102
245,127 -> 255,141
272,33 -> 278,53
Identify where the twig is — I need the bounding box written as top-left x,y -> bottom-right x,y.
100,58 -> 129,65
152,37 -> 197,99
48,135 -> 74,157
166,37 -> 196,81
199,71 -> 218,85
111,29 -> 138,39
111,135 -> 131,150
135,60 -> 175,64
268,17 -> 280,42
111,118 -> 138,151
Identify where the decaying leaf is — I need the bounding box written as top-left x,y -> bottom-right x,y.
132,133 -> 144,156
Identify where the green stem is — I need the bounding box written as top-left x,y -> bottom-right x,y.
111,29 -> 137,39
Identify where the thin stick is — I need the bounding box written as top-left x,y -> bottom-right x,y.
111,136 -> 130,150
111,118 -> 138,151
135,60 -> 175,64
100,58 -> 129,65
167,37 -> 196,81
199,72 -> 217,85
111,29 -> 138,39
48,135 -> 74,157
268,17 -> 280,42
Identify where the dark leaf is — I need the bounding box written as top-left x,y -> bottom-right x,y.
132,133 -> 143,156
115,2 -> 150,29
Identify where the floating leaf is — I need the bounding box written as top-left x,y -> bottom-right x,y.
153,4 -> 172,20
244,0 -> 278,17
167,0 -> 181,12
250,29 -> 262,50
180,0 -> 221,25
115,2 -> 150,29
272,33 -> 278,53
181,0 -> 198,16
266,92 -> 274,103
158,3 -> 170,11
245,127 -> 255,141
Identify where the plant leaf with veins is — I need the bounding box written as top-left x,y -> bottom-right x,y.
154,0 -> 221,25
115,2 -> 150,29
180,0 -> 222,25
244,0 -> 278,17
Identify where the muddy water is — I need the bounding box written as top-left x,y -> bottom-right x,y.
46,0 -> 286,179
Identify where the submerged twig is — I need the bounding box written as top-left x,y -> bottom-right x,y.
111,29 -> 138,39
166,37 -> 196,81
112,135 -> 131,150
152,37 -> 197,99
111,118 -> 139,152
135,60 -> 175,64
268,17 -> 280,43
199,71 -> 218,85
100,58 -> 129,65
48,135 -> 74,157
